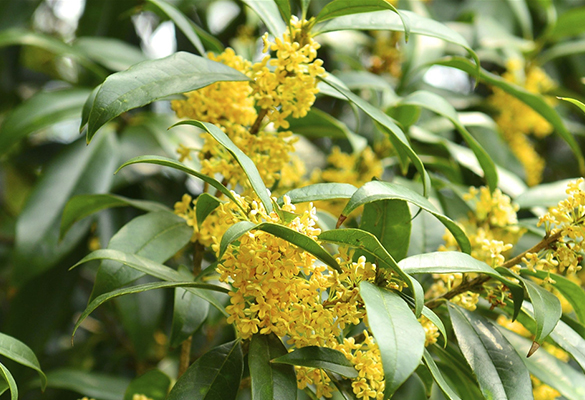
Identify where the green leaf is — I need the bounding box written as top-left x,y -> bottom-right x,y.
505,0 -> 532,39
74,249 -> 229,316
319,76 -> 431,195
521,268 -> 585,324
448,304 -> 533,400
173,120 -> 273,213
398,293 -> 448,345
0,363 -> 17,400
241,0 -> 287,38
559,96 -> 585,115
274,0 -> 291,26
359,282 -> 425,398
12,132 -> 118,287
0,333 -> 46,390
272,346 -> 357,378
195,193 -> 224,230
81,84 -> 100,132
549,318 -> 585,372
431,56 -> 585,175
91,211 -> 192,299
73,281 -> 226,342
313,0 -> 410,41
73,37 -> 147,71
422,350 -> 461,400
249,333 -> 297,400
500,328 -> 585,400
300,0 -> 311,19
514,178 -> 577,208
279,183 -> 357,205
313,10 -> 479,70
400,90 -> 498,191
537,40 -> 585,65
86,52 -> 249,141
520,276 -> 562,344
547,7 -> 585,40
146,0 -> 206,56
60,194 -> 169,239
116,155 -> 246,214
124,369 -> 171,400
167,340 -> 243,400
360,199 -> 411,262
341,181 -> 470,254
219,221 -> 341,273
44,369 -> 130,400
319,228 -> 424,316
0,88 -> 91,156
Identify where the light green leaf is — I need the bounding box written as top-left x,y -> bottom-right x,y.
319,229 -> 424,316
342,181 -> 470,254
44,369 -> 130,400
249,333 -> 297,400
505,0 -> 532,39
195,193 -> 224,230
124,369 -> 171,400
559,96 -> 585,115
401,90 -> 498,191
86,52 -> 249,141
272,346 -> 358,378
448,304 -> 532,400
241,0 -> 286,38
73,37 -> 147,71
398,292 -> 448,344
0,363 -> 17,400
172,120 -> 273,213
219,221 -> 341,273
422,350 -> 461,400
521,276 -> 562,344
60,194 -> 169,239
0,333 -> 46,390
547,7 -> 585,40
431,56 -> 585,175
514,178 -> 576,208
538,40 -> 585,65
0,88 -> 91,156
279,183 -> 357,205
359,281 -> 425,398
167,340 -> 243,400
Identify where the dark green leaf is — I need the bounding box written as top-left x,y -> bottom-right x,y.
319,228 -> 424,316
60,194 -> 169,239
81,84 -> 100,132
342,181 -> 470,254
422,350 -> 461,400
167,340 -> 243,400
0,333 -> 46,390
431,56 -> 585,175
279,183 -> 357,205
195,193 -> 224,230
0,363 -> 17,400
124,369 -> 171,400
448,304 -> 532,400
241,0 -> 287,38
398,293 -> 447,344
360,199 -> 410,262
520,276 -> 562,344
73,37 -> 147,71
249,333 -> 296,400
86,52 -> 249,141
0,88 -> 91,156
401,90 -> 498,191
359,282 -> 425,398
274,0 -> 291,26
173,120 -> 272,213
44,369 -> 130,400
272,346 -> 357,378
12,132 -> 118,287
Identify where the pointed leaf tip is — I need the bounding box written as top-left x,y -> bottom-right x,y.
527,341 -> 540,358
336,215 -> 347,229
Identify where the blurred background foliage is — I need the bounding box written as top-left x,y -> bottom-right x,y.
1,0 -> 585,399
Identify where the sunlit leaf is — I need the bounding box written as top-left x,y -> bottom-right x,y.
272,346 -> 358,378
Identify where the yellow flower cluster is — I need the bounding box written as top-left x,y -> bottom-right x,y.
368,31 -> 402,77
419,315 -> 440,347
489,60 -> 556,186
523,178 -> 585,276
251,16 -> 326,129
431,187 -> 522,309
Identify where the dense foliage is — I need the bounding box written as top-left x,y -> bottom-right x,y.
2,0 -> 585,399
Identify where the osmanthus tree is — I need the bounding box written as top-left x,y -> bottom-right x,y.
2,0 -> 585,399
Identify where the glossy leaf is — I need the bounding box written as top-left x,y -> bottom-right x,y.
274,0 -> 291,25
219,221 -> 341,272
520,276 -> 562,344
272,346 -> 358,378
12,133 -> 118,287
401,90 -> 498,191
431,56 -> 585,175
279,183 -> 357,205
342,181 -> 470,254
44,369 -> 130,400
60,193 -> 169,239
86,52 -> 249,141
359,281 -> 425,398
73,249 -> 228,316
124,369 -> 171,400
320,76 -> 431,195
360,199 -> 410,262
249,333 -> 297,400
559,96 -> 585,115
167,340 -> 243,400
0,332 -> 46,390
116,155 -> 246,213
241,0 -> 286,37
173,120 -> 273,213
0,88 -> 91,156
422,350 -> 461,400
0,363 -> 17,400
195,193 -> 224,229
514,179 -> 576,208
80,84 -> 100,132
319,228 -> 424,316
398,293 -> 448,344
448,304 -> 532,400
74,37 -> 147,71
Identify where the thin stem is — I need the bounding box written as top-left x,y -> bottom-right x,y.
178,337 -> 193,377
250,108 -> 268,135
